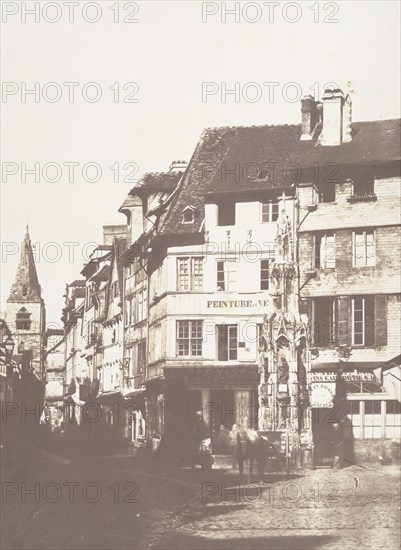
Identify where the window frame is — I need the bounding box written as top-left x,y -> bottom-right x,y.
314,232 -> 336,269
352,229 -> 375,267
176,320 -> 203,357
260,259 -> 270,290
351,296 -> 374,347
261,201 -> 279,224
177,257 -> 204,292
216,259 -> 236,292
217,323 -> 238,361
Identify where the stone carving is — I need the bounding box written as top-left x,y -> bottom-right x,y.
275,205 -> 292,261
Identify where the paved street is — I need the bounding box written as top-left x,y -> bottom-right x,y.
1,441 -> 197,550
1,438 -> 400,550
149,463 -> 401,550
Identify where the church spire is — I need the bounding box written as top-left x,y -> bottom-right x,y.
7,226 -> 42,302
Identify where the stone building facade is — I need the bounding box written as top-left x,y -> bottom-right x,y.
55,89 -> 400,464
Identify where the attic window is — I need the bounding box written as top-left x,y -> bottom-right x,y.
22,284 -> 28,297
182,206 -> 195,224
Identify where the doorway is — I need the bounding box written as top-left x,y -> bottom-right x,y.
312,407 -> 341,467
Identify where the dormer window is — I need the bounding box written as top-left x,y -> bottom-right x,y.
182,206 -> 195,224
22,284 -> 28,297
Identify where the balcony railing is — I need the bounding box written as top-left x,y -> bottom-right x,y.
347,193 -> 377,203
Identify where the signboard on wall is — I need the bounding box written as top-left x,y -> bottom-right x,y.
308,370 -> 375,383
310,382 -> 336,408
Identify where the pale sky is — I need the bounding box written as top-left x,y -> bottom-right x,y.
1,0 -> 400,325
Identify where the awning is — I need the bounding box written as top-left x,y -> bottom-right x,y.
164,365 -> 259,389
311,361 -> 381,371
94,390 -> 123,404
123,388 -> 145,400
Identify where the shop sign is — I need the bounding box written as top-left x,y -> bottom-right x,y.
309,369 -> 374,383
207,299 -> 269,308
310,382 -> 336,408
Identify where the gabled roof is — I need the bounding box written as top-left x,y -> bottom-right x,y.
133,171 -> 182,193
159,119 -> 400,236
91,265 -> 111,282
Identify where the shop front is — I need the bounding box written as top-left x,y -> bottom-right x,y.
310,362 -> 401,466
163,365 -> 259,454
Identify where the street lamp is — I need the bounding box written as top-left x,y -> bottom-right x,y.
4,335 -> 15,358
4,335 -> 15,377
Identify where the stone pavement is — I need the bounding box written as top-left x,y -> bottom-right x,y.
148,463 -> 401,550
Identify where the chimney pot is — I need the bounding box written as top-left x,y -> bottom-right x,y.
300,95 -> 320,141
320,88 -> 352,146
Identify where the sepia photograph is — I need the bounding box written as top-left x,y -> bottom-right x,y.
1,1 -> 400,549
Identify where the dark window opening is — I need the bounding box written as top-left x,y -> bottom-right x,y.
319,184 -> 335,203
352,178 -> 375,197
218,202 -> 236,226
16,307 -> 31,331
313,297 -> 338,347
137,340 -> 146,374
182,209 -> 194,223
217,324 -> 238,361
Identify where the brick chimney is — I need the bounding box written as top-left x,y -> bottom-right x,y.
320,88 -> 352,146
300,95 -> 321,141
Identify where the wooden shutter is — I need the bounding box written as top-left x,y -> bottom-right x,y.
374,295 -> 387,346
337,296 -> 350,346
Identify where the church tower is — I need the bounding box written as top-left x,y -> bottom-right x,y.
6,226 -> 46,381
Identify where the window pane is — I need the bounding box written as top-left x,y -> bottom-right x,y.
217,261 -> 225,291
177,258 -> 190,291
217,325 -> 228,361
260,259 -> 269,290
261,203 -> 269,223
228,325 -> 238,360
192,258 -> 203,291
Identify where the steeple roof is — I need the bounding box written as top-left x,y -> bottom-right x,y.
7,226 -> 42,302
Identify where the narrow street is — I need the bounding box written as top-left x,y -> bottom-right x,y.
149,463 -> 401,550
2,439 -> 400,550
1,442 -> 198,550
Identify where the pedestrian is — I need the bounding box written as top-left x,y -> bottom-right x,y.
190,411 -> 210,467
214,424 -> 230,454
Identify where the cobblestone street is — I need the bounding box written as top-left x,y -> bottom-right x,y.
150,463 -> 401,550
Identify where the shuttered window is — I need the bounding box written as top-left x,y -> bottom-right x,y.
312,295 -> 386,348
352,297 -> 374,346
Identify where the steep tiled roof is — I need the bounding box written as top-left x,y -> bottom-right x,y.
7,226 -> 42,302
91,265 -> 111,282
133,172 -> 182,193
68,280 -> 86,288
159,119 -> 400,236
